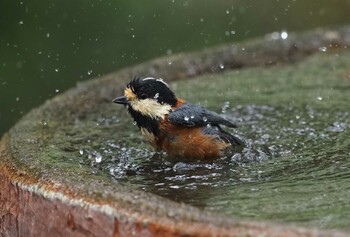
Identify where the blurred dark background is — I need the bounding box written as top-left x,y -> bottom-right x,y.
1,0 -> 350,136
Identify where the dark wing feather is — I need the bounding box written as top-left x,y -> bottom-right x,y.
168,103 -> 237,128
202,125 -> 244,147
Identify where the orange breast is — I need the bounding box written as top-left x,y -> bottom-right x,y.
157,119 -> 230,159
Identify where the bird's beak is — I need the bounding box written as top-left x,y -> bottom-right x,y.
113,96 -> 129,105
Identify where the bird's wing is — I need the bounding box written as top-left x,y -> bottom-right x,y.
168,103 -> 237,128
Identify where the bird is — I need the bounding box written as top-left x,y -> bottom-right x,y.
113,76 -> 244,159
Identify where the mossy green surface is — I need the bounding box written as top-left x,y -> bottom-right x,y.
173,51 -> 350,110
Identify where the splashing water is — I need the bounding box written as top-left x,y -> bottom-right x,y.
71,102 -> 350,230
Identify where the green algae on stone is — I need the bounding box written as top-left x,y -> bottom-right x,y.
172,51 -> 350,111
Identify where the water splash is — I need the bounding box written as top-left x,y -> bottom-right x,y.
65,103 -> 350,228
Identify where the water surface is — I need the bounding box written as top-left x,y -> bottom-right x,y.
67,51 -> 350,229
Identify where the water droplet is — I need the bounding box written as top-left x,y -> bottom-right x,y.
167,60 -> 172,65
133,121 -> 137,125
79,149 -> 84,155
95,153 -> 102,163
327,122 -> 347,132
154,93 -> 159,99
155,183 -> 165,186
55,89 -> 59,93
318,46 -> 327,52
221,101 -> 230,113
54,68 -> 59,72
280,31 -> 288,40
87,70 -> 93,75
184,116 -> 189,121
18,21 -> 24,25
261,134 -> 270,140
46,33 -> 50,38
16,97 -> 19,101
219,64 -> 225,69
190,115 -> 194,119
202,117 -> 208,122
317,96 -> 323,101
226,10 -> 230,14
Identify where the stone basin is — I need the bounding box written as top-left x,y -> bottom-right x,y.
1,26 -> 350,237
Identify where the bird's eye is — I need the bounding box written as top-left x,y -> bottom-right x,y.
139,94 -> 147,100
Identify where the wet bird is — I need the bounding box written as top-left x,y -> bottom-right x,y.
113,77 -> 244,159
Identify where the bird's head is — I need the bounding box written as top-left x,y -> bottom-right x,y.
113,77 -> 177,119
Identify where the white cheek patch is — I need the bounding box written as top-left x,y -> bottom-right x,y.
131,99 -> 171,119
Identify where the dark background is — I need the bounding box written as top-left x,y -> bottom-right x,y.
1,0 -> 350,136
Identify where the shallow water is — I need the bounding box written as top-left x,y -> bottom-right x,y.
83,103 -> 350,229
60,51 -> 350,229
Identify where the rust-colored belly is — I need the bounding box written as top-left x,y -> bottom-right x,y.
158,123 -> 230,159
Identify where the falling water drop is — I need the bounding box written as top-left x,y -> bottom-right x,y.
280,31 -> 288,40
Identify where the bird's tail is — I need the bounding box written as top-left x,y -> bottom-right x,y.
217,126 -> 245,151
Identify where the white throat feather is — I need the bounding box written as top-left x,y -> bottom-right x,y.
130,99 -> 171,119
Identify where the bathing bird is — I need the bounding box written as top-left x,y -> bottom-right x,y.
113,77 -> 244,159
